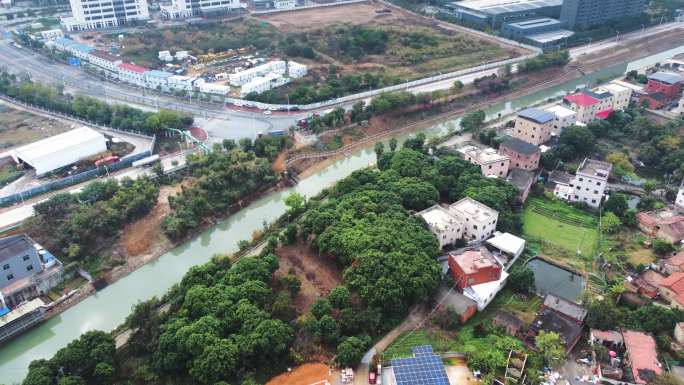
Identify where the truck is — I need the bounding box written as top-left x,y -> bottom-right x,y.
94,155 -> 119,167
132,154 -> 160,168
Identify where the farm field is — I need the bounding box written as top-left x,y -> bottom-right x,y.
522,197 -> 599,259
0,103 -> 74,150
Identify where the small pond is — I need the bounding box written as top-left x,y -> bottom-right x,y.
526,258 -> 585,302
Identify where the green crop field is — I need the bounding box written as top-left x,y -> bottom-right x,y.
522,198 -> 599,258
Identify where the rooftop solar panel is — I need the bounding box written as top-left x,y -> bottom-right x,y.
391,345 -> 450,385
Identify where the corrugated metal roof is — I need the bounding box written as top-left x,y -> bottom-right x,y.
648,71 -> 684,85
518,107 -> 555,123
146,70 -> 173,78
12,126 -> 104,162
454,0 -> 561,15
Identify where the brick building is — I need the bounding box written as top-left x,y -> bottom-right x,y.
512,108 -> 555,145
646,72 -> 683,100
499,136 -> 541,171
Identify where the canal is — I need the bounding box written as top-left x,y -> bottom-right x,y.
1,45 -> 684,384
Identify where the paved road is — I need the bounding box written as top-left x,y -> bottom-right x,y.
569,21 -> 684,59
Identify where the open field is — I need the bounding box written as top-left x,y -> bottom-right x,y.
0,103 -> 74,150
522,197 -> 599,259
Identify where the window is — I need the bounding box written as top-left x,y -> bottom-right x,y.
596,182 -> 601,186
594,190 -> 599,194
591,199 -> 597,204
467,277 -> 475,284
26,265 -> 33,271
473,225 -> 478,230
2,264 -> 8,270
22,255 -> 30,261
6,274 -> 13,280
579,177 -> 583,182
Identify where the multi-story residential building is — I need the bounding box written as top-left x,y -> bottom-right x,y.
569,158 -> 612,208
563,92 -> 601,123
448,247 -> 508,311
168,75 -> 196,91
240,72 -> 290,96
160,0 -> 239,19
145,70 -> 173,91
598,83 -> 633,110
273,0 -> 295,8
288,61 -> 307,78
87,50 -> 122,73
117,63 -> 148,87
646,72 -> 683,100
512,108 -> 555,145
560,0 -> 646,30
52,37 -> 94,60
506,168 -> 535,203
229,61 -> 286,86
458,145 -> 510,178
498,136 -> 540,171
0,234 -> 63,308
61,0 -> 150,31
449,197 -> 498,242
417,205 -> 463,249
544,104 -> 576,134
583,89 -> 613,114
40,29 -> 64,42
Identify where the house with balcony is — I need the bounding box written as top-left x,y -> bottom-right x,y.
0,234 -> 63,309
417,205 -> 463,250
457,145 -> 510,178
449,197 -> 499,243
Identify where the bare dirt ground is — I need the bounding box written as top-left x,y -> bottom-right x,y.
0,103 -> 73,151
257,1 -> 405,33
111,184 -> 180,275
275,242 -> 343,312
265,362 -> 334,385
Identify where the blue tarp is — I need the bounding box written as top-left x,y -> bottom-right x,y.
0,306 -> 10,317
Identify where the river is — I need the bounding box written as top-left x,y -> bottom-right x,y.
1,45 -> 684,384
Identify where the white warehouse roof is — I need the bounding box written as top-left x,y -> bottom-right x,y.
486,231 -> 525,257
11,126 -> 107,176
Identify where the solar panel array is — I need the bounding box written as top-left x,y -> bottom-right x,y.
391,345 -> 450,385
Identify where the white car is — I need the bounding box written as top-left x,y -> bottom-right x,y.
263,110 -> 272,115
268,106 -> 278,111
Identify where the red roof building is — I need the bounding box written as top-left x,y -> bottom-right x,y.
595,108 -> 614,120
659,272 -> 684,309
664,251 -> 684,274
448,248 -> 502,290
118,62 -> 148,74
622,330 -> 662,384
637,209 -> 684,244
564,93 -> 600,107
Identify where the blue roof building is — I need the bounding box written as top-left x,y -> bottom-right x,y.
390,345 -> 450,385
648,72 -> 684,85
517,108 -> 556,124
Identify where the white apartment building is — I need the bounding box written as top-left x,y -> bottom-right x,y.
160,0 -> 239,19
569,158 -> 612,208
145,70 -> 173,90
229,61 -> 286,86
449,197 -> 499,243
168,75 -> 196,91
117,63 -> 148,87
88,50 -> 122,73
288,61 -> 307,79
458,145 -> 510,178
417,205 -> 463,249
675,181 -> 684,213
512,108 -> 555,145
240,72 -> 290,96
40,29 -> 64,41
195,78 -> 230,95
61,0 -> 150,31
598,83 -> 633,110
544,105 -> 576,135
273,0 -> 295,8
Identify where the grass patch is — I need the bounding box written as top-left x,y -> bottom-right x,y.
522,198 -> 599,259
0,164 -> 23,188
383,330 -> 458,361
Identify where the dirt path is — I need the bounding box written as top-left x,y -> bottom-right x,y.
266,362 -> 335,385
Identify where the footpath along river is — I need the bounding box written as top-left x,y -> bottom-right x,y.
1,45 -> 684,384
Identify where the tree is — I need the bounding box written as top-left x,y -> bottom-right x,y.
644,180 -> 656,194
284,192 -> 306,218
651,373 -> 684,385
311,299 -> 332,319
653,239 -> 676,255
389,137 -> 398,152
328,286 -> 350,309
606,152 -> 635,177
336,336 -> 370,367
507,267 -> 536,294
374,141 -> 385,161
452,80 -> 464,93
558,125 -> 595,160
535,331 -> 565,366
601,212 -> 622,234
460,110 -> 486,133
604,193 -> 628,217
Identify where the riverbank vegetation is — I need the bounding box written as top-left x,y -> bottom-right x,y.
25,178 -> 159,275
161,136 -> 291,240
0,71 -> 193,135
